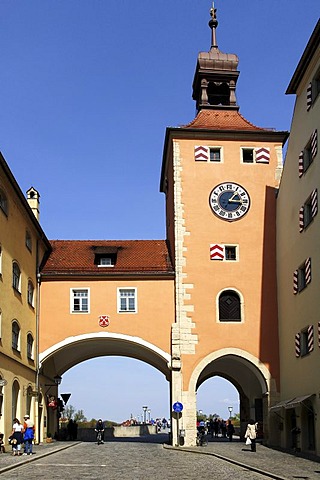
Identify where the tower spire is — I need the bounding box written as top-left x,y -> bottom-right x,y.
192,3 -> 240,112
209,3 -> 218,49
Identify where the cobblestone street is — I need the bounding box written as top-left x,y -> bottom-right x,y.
1,435 -> 320,479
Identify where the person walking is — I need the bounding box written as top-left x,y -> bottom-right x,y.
10,418 -> 24,456
245,419 -> 258,452
226,420 -> 235,441
23,415 -> 35,455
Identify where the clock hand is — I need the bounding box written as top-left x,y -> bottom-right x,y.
228,192 -> 242,203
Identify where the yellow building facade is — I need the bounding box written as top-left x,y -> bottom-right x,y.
0,153 -> 51,443
276,20 -> 320,456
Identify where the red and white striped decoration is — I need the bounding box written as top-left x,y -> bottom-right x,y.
210,244 -> 224,260
293,270 -> 298,294
307,82 -> 312,111
295,332 -> 301,357
305,257 -> 312,285
299,206 -> 304,232
255,147 -> 270,163
299,189 -> 318,232
311,189 -> 318,217
311,129 -> 318,159
307,325 -> 314,352
298,151 -> 304,178
194,146 -> 209,161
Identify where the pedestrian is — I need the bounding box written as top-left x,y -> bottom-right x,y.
213,418 -> 219,437
67,419 -> 75,440
10,418 -> 24,456
23,414 -> 35,455
245,419 -> 258,452
227,420 -> 235,441
221,419 -> 227,438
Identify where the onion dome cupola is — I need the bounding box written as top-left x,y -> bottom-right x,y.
192,4 -> 240,112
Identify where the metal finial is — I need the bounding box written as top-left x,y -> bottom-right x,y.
209,2 -> 218,49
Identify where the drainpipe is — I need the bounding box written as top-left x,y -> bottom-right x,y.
35,241 -> 41,444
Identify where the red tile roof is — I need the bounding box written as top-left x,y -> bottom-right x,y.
183,109 -> 268,131
41,240 -> 174,277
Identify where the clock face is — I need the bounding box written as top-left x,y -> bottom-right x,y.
209,182 -> 250,221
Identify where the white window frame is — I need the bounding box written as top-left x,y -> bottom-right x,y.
70,288 -> 90,314
209,146 -> 223,163
241,147 -> 256,163
117,287 -> 137,314
98,257 -> 115,267
224,244 -> 239,262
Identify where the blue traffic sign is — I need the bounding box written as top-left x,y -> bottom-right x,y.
173,401 -> 183,413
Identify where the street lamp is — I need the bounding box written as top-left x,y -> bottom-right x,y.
142,406 -> 148,424
45,374 -> 62,387
228,406 -> 233,418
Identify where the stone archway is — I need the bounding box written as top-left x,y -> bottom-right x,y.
179,348 -> 273,447
38,332 -> 172,439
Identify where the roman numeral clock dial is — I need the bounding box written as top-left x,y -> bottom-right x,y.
209,182 -> 250,221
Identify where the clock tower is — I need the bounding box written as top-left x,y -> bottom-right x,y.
161,6 -> 288,446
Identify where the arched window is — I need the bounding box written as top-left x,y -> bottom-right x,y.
219,290 -> 241,322
12,320 -> 20,351
12,380 -> 19,420
0,188 -> 8,215
27,333 -> 34,359
12,262 -> 21,292
27,280 -> 34,306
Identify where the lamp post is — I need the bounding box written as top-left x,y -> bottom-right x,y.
147,409 -> 151,423
142,406 -> 148,424
228,406 -> 233,419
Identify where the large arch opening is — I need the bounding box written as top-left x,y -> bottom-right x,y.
39,333 -> 172,440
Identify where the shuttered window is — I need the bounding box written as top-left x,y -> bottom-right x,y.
219,290 -> 241,322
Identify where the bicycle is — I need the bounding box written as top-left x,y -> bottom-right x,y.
95,430 -> 104,445
196,428 -> 208,446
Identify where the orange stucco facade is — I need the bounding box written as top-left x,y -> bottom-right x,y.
39,278 -> 174,356
167,137 -> 282,390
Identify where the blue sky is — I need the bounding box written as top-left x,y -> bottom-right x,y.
1,1 -> 319,422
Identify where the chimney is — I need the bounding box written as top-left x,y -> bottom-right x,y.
26,187 -> 40,221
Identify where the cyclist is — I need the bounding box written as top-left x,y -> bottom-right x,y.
95,419 -> 105,444
197,420 -> 207,446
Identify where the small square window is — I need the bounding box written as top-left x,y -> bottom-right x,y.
209,148 -> 221,162
225,246 -> 237,261
98,257 -> 114,267
242,148 -> 254,163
